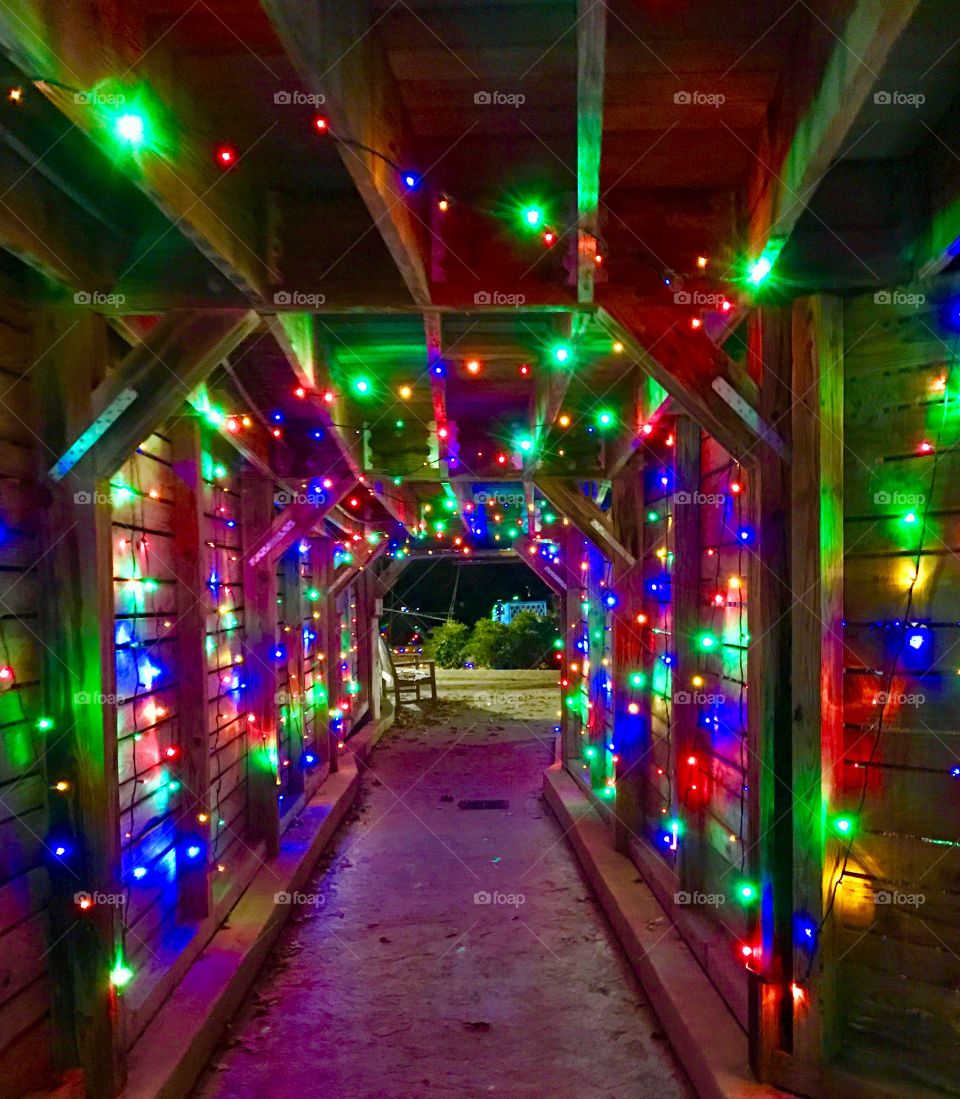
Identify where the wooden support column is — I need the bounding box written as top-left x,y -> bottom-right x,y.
746,307 -> 795,1080
240,471 -> 280,857
671,416 -> 703,892
35,309 -> 125,1096
779,295 -> 844,1094
319,540 -> 341,772
170,417 -> 211,920
560,525 -> 585,766
281,550 -> 305,802
609,454 -> 648,855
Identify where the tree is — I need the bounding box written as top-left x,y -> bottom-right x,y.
504,610 -> 559,668
467,618 -> 512,668
426,620 -> 471,668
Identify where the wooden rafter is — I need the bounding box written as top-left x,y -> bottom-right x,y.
51,309 -> 258,484
534,476 -> 635,574
261,0 -> 430,306
577,0 -> 607,304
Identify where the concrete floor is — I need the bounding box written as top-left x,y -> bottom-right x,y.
195,673 -> 690,1099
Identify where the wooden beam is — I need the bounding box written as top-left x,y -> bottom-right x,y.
0,4 -> 274,301
515,535 -> 569,595
748,0 -> 921,262
169,419 -> 211,921
245,476 -> 353,570
596,300 -> 760,460
534,476 -> 635,574
577,0 -> 606,303
261,0 -> 430,305
328,537 -> 389,600
48,309 -> 257,485
425,311 -> 448,470
776,295 -> 844,1094
240,471 -> 282,858
35,309 -> 125,1094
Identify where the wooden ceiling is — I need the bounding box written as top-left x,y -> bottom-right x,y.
2,0 -> 958,527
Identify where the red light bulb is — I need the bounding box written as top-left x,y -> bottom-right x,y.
214,143 -> 237,169
314,116 -> 329,134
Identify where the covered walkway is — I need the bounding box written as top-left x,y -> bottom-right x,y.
195,680 -> 687,1099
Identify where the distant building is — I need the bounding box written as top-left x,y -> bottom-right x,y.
492,598 -> 548,625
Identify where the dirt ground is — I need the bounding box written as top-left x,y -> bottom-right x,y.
193,677 -> 689,1099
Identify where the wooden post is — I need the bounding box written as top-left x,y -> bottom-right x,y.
610,454 -> 647,854
35,308 -> 126,1095
240,470 -> 280,857
671,416 -> 703,892
281,549 -> 305,801
560,525 -> 585,766
170,418 -> 212,920
781,295 -> 844,1093
746,307 -> 795,1079
319,538 -> 340,772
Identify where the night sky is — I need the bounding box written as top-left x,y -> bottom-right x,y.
383,561 -> 553,644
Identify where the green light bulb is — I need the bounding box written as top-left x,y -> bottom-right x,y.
354,378 -> 371,395
115,112 -> 146,147
523,206 -> 542,227
748,256 -> 772,284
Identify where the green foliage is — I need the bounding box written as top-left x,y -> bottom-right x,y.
467,618 -> 512,669
502,610 -> 559,669
426,620 -> 472,668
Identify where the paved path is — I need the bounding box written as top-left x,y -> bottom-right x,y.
195,686 -> 689,1099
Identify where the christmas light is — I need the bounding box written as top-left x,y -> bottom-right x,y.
214,143 -> 238,169
465,358 -> 481,375
831,815 -> 856,837
402,172 -> 419,190
353,377 -> 371,395
114,112 -> 146,147
438,196 -> 450,212
314,115 -> 329,133
736,881 -> 758,904
542,229 -> 557,246
399,385 -> 413,399
110,958 -> 134,989
523,206 -> 543,227
748,256 -> 772,284
553,345 -> 571,365
696,255 -> 708,269
7,86 -> 23,104
613,341 -> 624,353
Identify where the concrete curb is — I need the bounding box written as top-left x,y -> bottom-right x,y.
543,764 -> 787,1099
122,756 -> 361,1099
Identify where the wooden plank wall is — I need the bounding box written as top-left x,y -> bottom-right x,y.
112,432 -> 182,984
0,305 -> 50,1096
839,289 -> 960,1093
695,439 -> 752,947
201,433 -> 249,882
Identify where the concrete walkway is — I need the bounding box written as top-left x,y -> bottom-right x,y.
195,677 -> 690,1099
